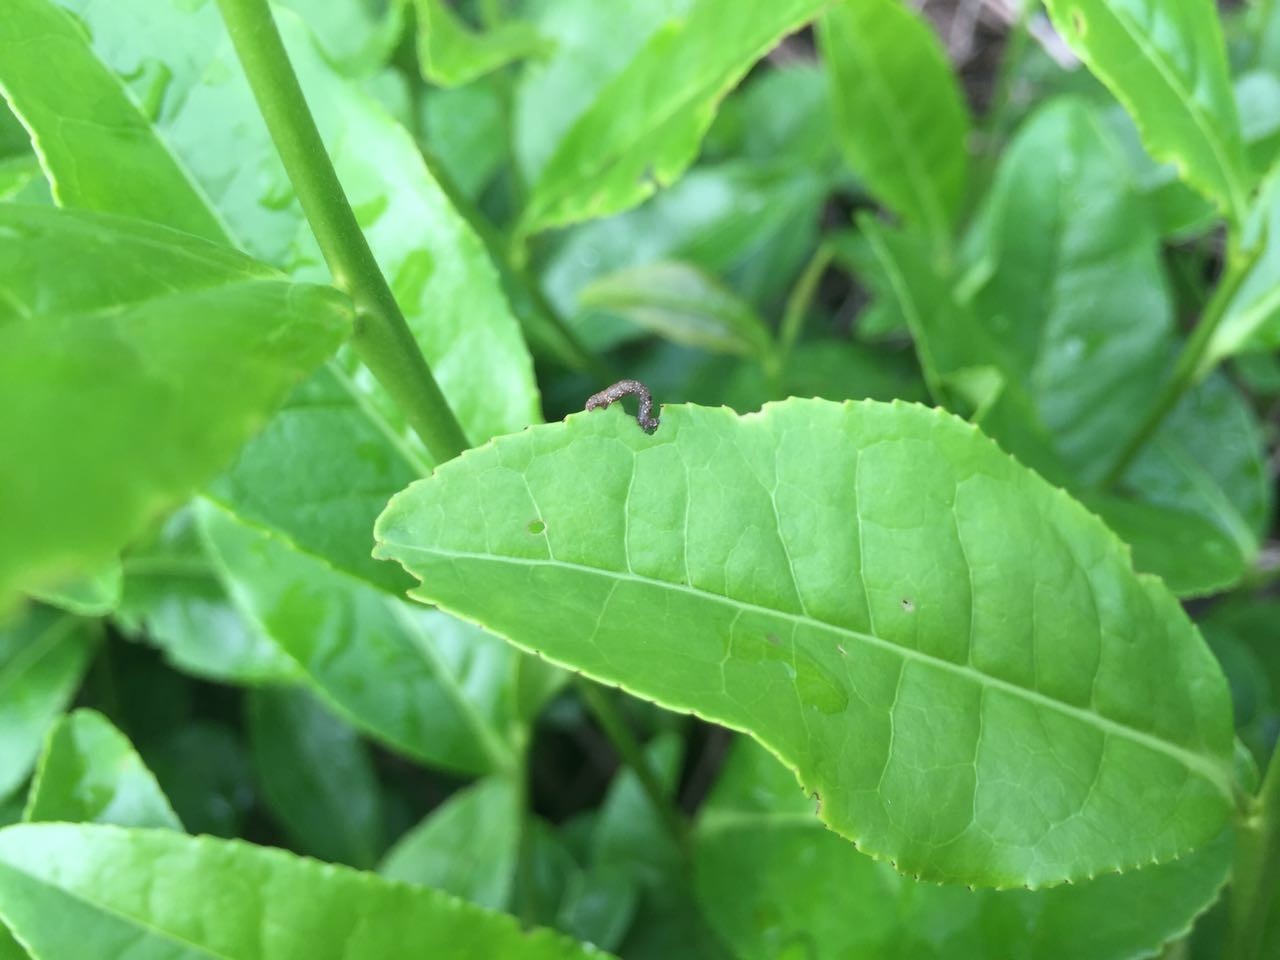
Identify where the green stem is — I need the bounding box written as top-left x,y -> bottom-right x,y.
215,0 -> 469,464
1229,751 -> 1280,959
575,679 -> 690,857
1102,243 -> 1260,489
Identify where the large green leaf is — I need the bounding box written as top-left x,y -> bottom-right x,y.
0,0 -> 540,586
1042,0 -> 1250,223
248,688 -> 384,868
23,709 -> 182,831
375,399 -> 1235,887
964,98 -> 1172,484
380,777 -> 520,910
818,0 -> 970,243
0,824 -> 607,960
695,738 -> 1232,960
0,205 -> 350,603
199,499 -> 522,776
518,0 -> 830,234
0,609 -> 97,803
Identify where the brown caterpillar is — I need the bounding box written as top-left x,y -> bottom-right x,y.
585,379 -> 660,434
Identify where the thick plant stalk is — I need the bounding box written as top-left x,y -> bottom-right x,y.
215,0 -> 469,464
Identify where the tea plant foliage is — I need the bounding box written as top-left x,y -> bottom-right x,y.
376,400 -> 1235,887
0,0 -> 1277,956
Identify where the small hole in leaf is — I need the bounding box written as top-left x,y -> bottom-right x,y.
527,519 -> 546,534
901,599 -> 915,613
836,644 -> 848,657
766,633 -> 782,647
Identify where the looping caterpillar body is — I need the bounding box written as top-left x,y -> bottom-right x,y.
585,379 -> 660,434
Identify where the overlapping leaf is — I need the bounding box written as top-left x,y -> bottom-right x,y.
1043,0 -> 1251,222
0,609 -> 97,803
0,824 -> 606,960
0,205 -> 349,604
199,499 -> 522,776
376,399 -> 1236,887
24,710 -> 182,830
819,0 -> 971,243
248,688 -> 384,868
518,0 -> 830,234
695,739 -> 1232,960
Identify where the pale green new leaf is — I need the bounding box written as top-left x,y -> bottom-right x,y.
818,0 -> 971,242
375,399 -> 1235,887
417,0 -> 550,87
695,739 -> 1231,960
0,609 -> 97,803
579,262 -> 773,359
1042,0 -> 1250,223
380,777 -> 520,910
199,499 -> 520,776
0,205 -> 350,607
0,824 -> 607,960
248,688 -> 384,868
23,709 -> 182,831
519,0 -> 830,234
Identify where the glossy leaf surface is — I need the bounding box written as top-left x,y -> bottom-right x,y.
0,205 -> 349,603
0,824 -> 606,960
1042,0 -> 1250,222
0,609 -> 97,803
519,0 -> 829,234
376,399 -> 1235,887
695,739 -> 1232,960
819,0 -> 971,241
24,710 -> 182,831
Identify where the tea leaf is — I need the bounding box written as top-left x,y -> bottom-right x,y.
24,710 -> 182,831
695,739 -> 1232,960
0,824 -> 606,960
248,688 -> 384,868
380,777 -> 520,910
375,399 -> 1236,887
519,0 -> 829,235
0,609 -> 98,803
0,205 -> 350,604
1043,0 -> 1250,223
819,0 -> 971,242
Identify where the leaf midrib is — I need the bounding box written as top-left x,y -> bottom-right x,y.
398,544 -> 1235,803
